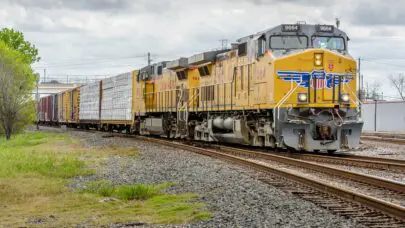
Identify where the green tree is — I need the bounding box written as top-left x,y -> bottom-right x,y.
0,41 -> 36,140
0,28 -> 40,64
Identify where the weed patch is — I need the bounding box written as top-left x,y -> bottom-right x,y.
83,181 -> 173,201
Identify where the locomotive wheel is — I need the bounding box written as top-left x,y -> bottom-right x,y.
327,150 -> 336,155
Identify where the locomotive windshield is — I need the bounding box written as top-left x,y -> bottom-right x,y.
312,36 -> 345,50
270,35 -> 308,49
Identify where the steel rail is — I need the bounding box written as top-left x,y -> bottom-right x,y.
361,135 -> 405,145
285,153 -> 405,171
218,146 -> 405,193
339,154 -> 405,166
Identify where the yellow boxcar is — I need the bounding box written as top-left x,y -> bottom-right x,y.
57,91 -> 64,123
70,87 -> 80,123
61,90 -> 71,123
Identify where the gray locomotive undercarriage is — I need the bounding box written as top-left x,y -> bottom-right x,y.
136,107 -> 363,152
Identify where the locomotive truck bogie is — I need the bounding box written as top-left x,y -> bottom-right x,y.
277,107 -> 362,152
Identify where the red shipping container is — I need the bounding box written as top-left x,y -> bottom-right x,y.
39,97 -> 46,122
46,96 -> 52,122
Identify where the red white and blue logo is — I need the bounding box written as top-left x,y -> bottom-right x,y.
277,70 -> 353,90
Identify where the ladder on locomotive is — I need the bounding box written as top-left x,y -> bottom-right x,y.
177,88 -> 200,138
176,88 -> 188,137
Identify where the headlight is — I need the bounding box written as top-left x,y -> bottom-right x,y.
298,93 -> 308,103
340,93 -> 350,103
314,53 -> 323,66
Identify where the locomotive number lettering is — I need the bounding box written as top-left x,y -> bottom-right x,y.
282,24 -> 300,32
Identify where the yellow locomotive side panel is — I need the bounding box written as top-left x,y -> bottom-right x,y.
151,70 -> 179,113
214,59 -> 225,109
167,71 -> 178,112
158,71 -> 177,113
235,56 -> 249,107
144,81 -> 156,112
273,49 -> 357,108
153,76 -> 164,113
133,73 -> 146,116
197,65 -> 214,111
252,54 -> 275,108
194,51 -> 275,112
188,67 -> 200,111
211,51 -> 237,111
155,74 -> 166,112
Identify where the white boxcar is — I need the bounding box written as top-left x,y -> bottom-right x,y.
101,72 -> 133,121
79,81 -> 101,121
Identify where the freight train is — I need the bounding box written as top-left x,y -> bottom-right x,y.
38,23 -> 363,152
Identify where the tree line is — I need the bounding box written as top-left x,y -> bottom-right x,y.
360,74 -> 405,101
0,28 -> 40,140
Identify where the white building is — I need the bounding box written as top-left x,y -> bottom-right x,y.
32,83 -> 81,100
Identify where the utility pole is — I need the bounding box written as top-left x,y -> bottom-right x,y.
219,39 -> 229,50
366,81 -> 369,100
358,57 -> 361,101
147,52 -> 152,67
43,68 -> 47,83
35,73 -> 40,130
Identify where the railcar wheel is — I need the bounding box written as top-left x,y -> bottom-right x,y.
327,150 -> 336,155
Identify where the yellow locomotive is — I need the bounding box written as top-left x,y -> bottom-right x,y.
134,23 -> 363,152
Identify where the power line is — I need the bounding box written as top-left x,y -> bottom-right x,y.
33,58 -> 146,69
37,54 -> 149,65
361,58 -> 405,69
32,54 -> 172,70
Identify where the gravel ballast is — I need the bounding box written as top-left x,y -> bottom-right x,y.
347,140 -> 405,160
47,128 -> 361,227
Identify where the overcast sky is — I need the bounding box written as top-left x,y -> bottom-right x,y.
1,0 -> 404,99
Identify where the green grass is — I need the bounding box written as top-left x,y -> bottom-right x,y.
0,131 -> 211,226
83,181 -> 173,200
0,132 -> 88,178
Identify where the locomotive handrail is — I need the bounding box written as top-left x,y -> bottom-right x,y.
341,76 -> 363,118
275,78 -> 303,121
177,88 -> 186,122
181,87 -> 199,110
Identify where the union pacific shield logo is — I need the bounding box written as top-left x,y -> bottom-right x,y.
277,70 -> 353,90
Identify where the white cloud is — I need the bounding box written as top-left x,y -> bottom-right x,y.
0,0 -> 404,99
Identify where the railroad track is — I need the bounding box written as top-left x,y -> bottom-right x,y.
52,125 -> 405,170
133,136 -> 405,227
217,145 -> 405,193
362,132 -> 405,145
282,152 -> 405,172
